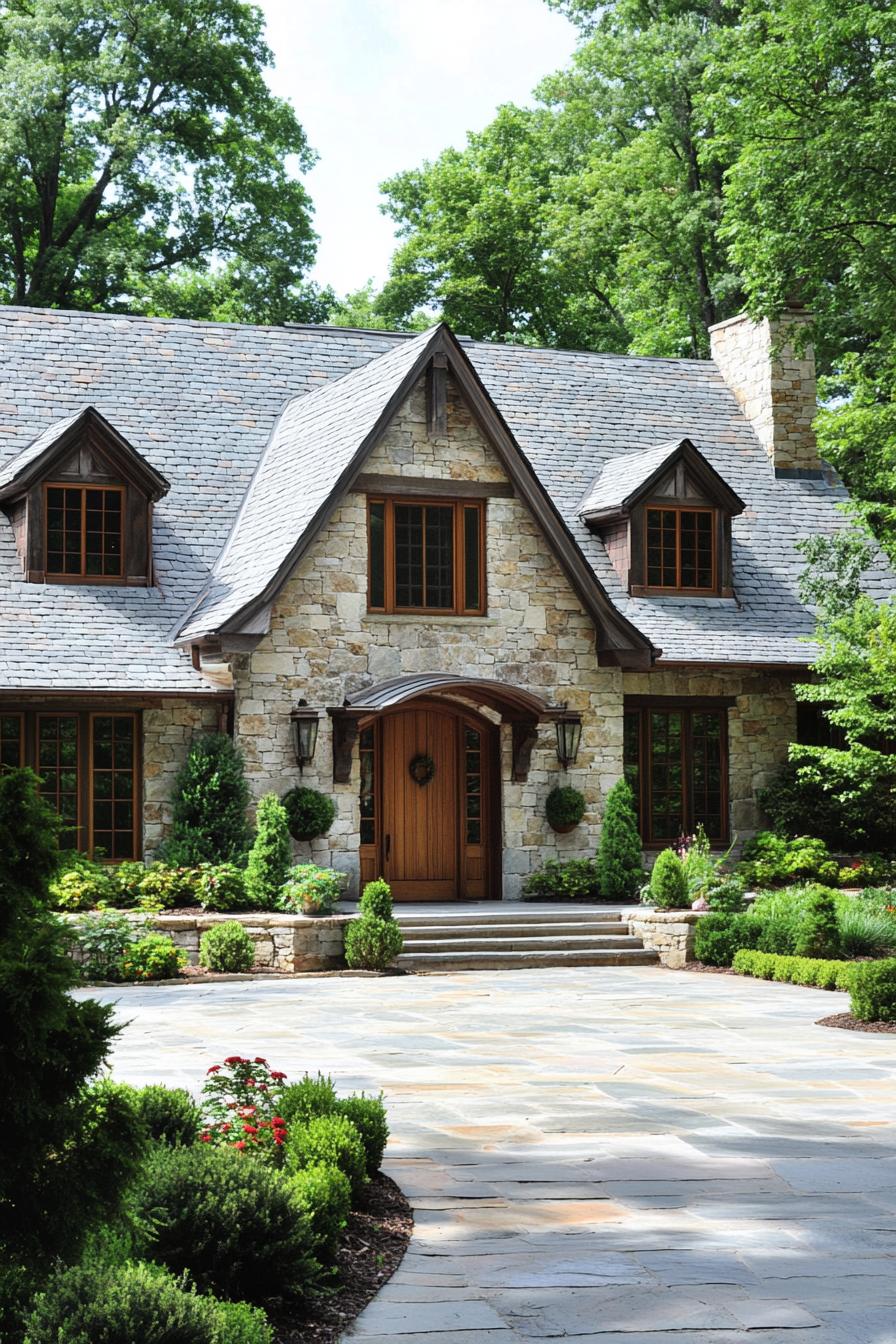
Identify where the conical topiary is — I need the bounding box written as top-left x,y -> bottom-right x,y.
595,778 -> 643,900
245,793 -> 292,909
795,885 -> 841,959
648,847 -> 689,909
163,733 -> 251,865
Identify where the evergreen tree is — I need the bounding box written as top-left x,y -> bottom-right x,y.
596,778 -> 643,900
648,848 -> 690,910
244,793 -> 292,909
0,769 -> 143,1307
164,734 -> 251,866
795,887 -> 841,960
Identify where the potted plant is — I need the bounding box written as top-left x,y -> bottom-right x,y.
545,785 -> 586,834
281,787 -> 336,842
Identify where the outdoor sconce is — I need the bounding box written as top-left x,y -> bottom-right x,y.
290,703 -> 320,772
555,714 -> 583,769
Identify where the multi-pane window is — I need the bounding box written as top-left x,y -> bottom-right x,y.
464,726 -> 482,845
13,710 -> 139,858
45,484 -> 124,579
0,713 -> 23,769
359,726 -> 376,845
624,705 -> 727,844
368,497 -> 485,615
645,507 -> 715,592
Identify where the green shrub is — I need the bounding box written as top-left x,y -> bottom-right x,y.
245,793 -> 292,909
647,848 -> 689,910
286,1112 -> 368,1201
693,912 -> 761,966
197,862 -> 248,912
279,1073 -> 338,1127
335,1094 -> 389,1176
679,826 -> 725,902
112,860 -> 148,906
360,877 -> 393,921
132,1084 -> 201,1146
705,876 -> 747,912
199,921 -> 255,973
70,909 -> 140,981
281,786 -> 336,842
137,864 -> 200,911
748,885 -> 812,953
0,768 -> 129,1271
738,832 -> 839,888
278,863 -> 344,916
850,958 -> 896,1022
49,853 -> 117,911
794,885 -> 841,958
135,1144 -> 317,1300
758,760 -> 896,853
24,1260 -> 273,1344
545,785 -> 586,829
119,932 -> 186,982
344,915 -> 403,970
288,1163 -> 351,1261
595,778 -> 643,900
733,948 -> 858,991
836,899 -> 896,957
521,857 -> 601,901
162,733 -> 251,866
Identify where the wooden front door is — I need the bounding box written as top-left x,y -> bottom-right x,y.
378,705 -> 493,901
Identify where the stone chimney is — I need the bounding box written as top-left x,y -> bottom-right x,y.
709,309 -> 821,476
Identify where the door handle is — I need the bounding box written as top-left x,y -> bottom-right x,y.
385,833 -> 391,861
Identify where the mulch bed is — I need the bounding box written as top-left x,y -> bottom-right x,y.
816,1012 -> 896,1035
264,1174 -> 413,1344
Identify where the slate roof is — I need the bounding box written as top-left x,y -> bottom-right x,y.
578,440 -> 688,517
0,410 -> 83,491
0,304 -> 891,693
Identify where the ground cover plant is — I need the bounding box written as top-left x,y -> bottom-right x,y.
521,857 -> 601,901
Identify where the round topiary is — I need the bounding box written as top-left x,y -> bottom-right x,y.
850,958 -> 896,1023
281,787 -> 336,842
279,1073 -> 338,1127
199,921 -> 255,974
287,1162 -> 351,1261
133,1084 -> 201,1146
286,1112 -> 368,1200
359,878 -> 393,921
335,1094 -> 389,1176
344,915 -> 403,971
545,785 -> 586,833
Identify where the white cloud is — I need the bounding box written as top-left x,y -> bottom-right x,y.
256,0 -> 576,295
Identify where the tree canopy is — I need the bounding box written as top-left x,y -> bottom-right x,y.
0,0 -> 327,322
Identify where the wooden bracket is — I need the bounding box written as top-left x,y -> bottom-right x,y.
511,720 -> 539,783
329,709 -> 362,784
426,353 -> 448,436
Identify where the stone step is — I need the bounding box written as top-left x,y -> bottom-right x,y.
395,909 -> 624,929
399,921 -> 630,942
399,933 -> 645,954
396,948 -> 660,972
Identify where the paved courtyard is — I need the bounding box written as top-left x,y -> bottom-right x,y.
85,966 -> 896,1343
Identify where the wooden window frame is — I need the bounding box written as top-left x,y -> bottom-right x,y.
43,481 -> 126,584
367,495 -> 486,616
642,505 -> 718,596
88,712 -> 140,862
3,707 -> 142,860
0,710 -> 25,770
624,701 -> 730,847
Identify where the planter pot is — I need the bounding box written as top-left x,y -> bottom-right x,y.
549,821 -> 579,834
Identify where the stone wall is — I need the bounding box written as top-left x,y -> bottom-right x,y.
709,311 -> 820,474
233,373 -> 624,899
142,701 -> 223,858
621,666 -> 797,840
629,909 -> 705,969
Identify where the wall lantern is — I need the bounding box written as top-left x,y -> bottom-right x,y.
555,713 -> 583,769
290,703 -> 320,772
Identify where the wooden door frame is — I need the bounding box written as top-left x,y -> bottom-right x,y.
359,697 -> 501,900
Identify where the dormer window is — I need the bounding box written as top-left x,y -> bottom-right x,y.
579,438 -> 744,599
0,406 -> 169,586
45,483 -> 124,580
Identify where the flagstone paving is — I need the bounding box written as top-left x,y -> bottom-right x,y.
82,966 -> 896,1343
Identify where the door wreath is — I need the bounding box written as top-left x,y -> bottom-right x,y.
408,752 -> 436,785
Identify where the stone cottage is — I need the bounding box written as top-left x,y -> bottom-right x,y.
0,306 -> 889,898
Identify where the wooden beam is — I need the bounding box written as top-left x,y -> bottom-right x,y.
426,353 -> 448,436
511,720 -> 539,782
352,473 -> 513,500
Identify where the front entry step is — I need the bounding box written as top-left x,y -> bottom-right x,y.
393,906 -> 658,972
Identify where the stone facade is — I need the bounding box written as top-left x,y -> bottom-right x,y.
710,310 -> 821,475
628,909 -> 705,969
143,701 -> 223,858
231,374 -> 624,899
622,666 -> 797,840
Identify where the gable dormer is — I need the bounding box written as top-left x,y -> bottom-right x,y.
0,407 -> 169,585
579,438 -> 745,598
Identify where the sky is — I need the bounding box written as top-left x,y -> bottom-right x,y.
257,0 -> 577,298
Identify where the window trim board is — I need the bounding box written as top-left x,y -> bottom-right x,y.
367,494 -> 486,617
624,701 -> 730,847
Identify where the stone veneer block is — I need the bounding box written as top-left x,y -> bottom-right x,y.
629,909 -> 707,969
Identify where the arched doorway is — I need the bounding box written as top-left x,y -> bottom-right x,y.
358,698 -> 499,901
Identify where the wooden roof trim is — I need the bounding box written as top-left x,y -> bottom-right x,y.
581,437 -> 746,526
0,406 -> 170,503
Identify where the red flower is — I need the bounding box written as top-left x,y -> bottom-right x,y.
221,1123 -> 231,1133
243,1124 -> 258,1134
254,1056 -> 267,1065
270,1071 -> 287,1081
224,1056 -> 244,1065
226,1102 -> 237,1110
272,1116 -> 286,1128
233,1140 -> 247,1150
274,1132 -> 285,1145
206,1065 -> 221,1075
258,1083 -> 268,1092
258,1120 -> 271,1128
199,1132 -> 211,1143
